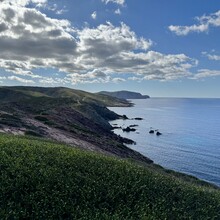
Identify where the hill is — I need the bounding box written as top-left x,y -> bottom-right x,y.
98,90 -> 150,99
0,134 -> 219,219
0,86 -> 151,163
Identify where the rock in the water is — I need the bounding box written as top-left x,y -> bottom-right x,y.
129,124 -> 138,128
111,126 -> 121,130
121,115 -> 128,120
133,117 -> 143,120
156,131 -> 162,136
122,127 -> 136,132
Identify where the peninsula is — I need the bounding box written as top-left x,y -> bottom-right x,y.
98,90 -> 150,99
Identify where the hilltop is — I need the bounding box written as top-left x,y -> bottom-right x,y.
0,86 -> 151,163
98,90 -> 150,99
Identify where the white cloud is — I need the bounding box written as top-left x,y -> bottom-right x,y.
47,4 -> 68,15
0,3 -> 200,84
0,0 -> 47,7
102,0 -> 125,5
0,3 -> 78,76
77,22 -> 153,57
192,69 -> 220,79
128,76 -> 143,82
56,8 -> 68,15
202,51 -> 220,61
115,8 -> 121,15
112,77 -> 126,83
0,76 -> 6,83
169,10 -> 220,36
91,11 -> 97,20
8,75 -> 35,83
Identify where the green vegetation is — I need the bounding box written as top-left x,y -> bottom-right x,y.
0,86 -> 130,107
0,86 -> 144,162
0,134 -> 219,219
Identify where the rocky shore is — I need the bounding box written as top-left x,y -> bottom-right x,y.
0,86 -> 153,164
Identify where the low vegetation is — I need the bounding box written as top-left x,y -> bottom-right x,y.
0,86 -> 147,162
0,134 -> 219,219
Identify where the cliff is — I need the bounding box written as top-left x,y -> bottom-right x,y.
0,86 -> 152,164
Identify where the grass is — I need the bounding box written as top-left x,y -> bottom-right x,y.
0,134 -> 220,219
0,86 -> 130,107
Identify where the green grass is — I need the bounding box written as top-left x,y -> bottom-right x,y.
0,86 -> 130,107
0,134 -> 220,219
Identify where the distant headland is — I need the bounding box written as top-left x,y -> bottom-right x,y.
98,90 -> 150,99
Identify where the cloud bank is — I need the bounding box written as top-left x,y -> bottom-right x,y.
0,0 -> 47,7
0,2 -> 201,84
169,10 -> 220,36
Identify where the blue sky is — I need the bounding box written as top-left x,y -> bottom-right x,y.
0,0 -> 220,97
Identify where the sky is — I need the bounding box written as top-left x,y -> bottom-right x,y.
0,0 -> 220,97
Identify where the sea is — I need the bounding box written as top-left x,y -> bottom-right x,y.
109,98 -> 220,187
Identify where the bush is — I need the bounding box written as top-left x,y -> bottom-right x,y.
34,116 -> 49,122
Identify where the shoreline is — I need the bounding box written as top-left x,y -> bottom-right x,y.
0,86 -> 219,188
108,102 -> 220,189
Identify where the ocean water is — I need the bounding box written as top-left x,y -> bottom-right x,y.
109,98 -> 220,187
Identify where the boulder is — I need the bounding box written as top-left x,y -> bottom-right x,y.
149,130 -> 154,134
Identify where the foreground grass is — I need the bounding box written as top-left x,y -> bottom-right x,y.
0,134 -> 220,219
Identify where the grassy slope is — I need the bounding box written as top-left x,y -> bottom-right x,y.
0,86 -> 130,107
1,86 -> 150,162
0,134 -> 219,219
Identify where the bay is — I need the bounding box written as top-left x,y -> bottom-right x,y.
109,98 -> 220,187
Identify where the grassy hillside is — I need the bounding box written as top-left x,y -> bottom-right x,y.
0,134 -> 219,219
0,86 -> 131,107
0,86 -> 151,163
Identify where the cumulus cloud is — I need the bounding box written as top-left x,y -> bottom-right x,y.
0,3 -> 78,77
65,70 -> 111,84
102,0 -> 125,5
169,10 -> 220,36
0,2 -> 200,84
0,0 -> 47,7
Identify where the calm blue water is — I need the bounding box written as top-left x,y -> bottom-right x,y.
109,98 -> 220,187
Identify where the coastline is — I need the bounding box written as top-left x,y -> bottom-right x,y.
110,98 -> 220,189
0,86 -> 219,188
